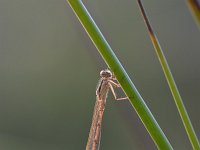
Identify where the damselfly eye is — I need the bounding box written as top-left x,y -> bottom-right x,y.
100,69 -> 112,78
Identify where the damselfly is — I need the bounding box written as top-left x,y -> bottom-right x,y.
86,69 -> 128,150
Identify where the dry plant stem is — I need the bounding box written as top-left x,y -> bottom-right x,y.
67,0 -> 173,149
137,0 -> 200,149
187,0 -> 200,28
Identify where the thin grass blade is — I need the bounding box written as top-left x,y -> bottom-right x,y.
136,0 -> 200,149
67,0 -> 174,149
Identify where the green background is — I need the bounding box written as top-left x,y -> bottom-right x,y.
0,0 -> 199,149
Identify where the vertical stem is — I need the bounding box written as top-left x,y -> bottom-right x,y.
137,0 -> 200,149
67,0 -> 174,149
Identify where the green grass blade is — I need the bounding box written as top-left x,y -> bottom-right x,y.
67,0 -> 173,149
136,0 -> 200,149
187,0 -> 200,28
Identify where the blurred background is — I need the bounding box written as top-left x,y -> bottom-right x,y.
0,0 -> 199,149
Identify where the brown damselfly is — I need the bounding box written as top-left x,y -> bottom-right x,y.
86,69 -> 128,150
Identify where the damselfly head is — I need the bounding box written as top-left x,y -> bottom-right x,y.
100,69 -> 112,78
